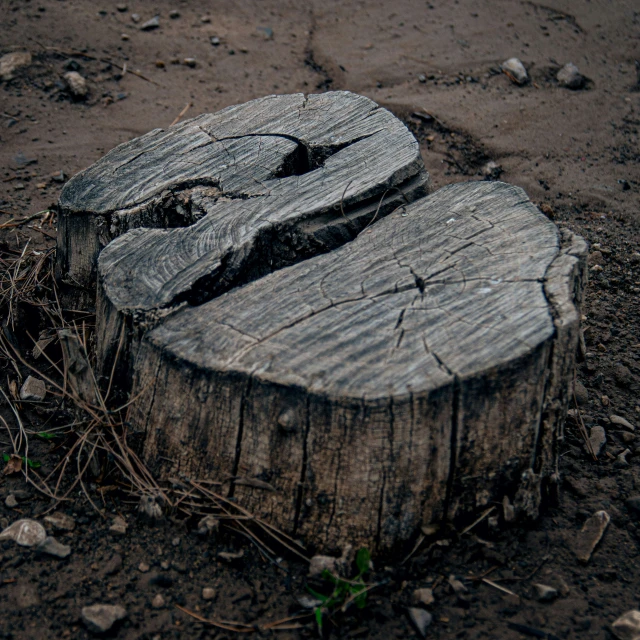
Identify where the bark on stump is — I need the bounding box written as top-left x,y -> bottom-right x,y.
56,92 -> 587,553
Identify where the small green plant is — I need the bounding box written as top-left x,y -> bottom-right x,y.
2,452 -> 41,468
306,547 -> 371,634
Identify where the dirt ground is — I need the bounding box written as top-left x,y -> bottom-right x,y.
1,0 -> 640,638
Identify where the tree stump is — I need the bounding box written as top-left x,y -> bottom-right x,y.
56,92 -> 587,553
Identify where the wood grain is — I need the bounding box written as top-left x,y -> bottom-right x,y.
124,181 -> 586,551
85,92 -> 428,385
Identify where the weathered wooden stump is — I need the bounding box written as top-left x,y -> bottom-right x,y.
56,92 -> 587,553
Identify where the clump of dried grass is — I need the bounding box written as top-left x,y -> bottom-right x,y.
0,237 -> 308,563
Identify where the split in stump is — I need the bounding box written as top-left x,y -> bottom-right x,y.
56,92 -> 587,553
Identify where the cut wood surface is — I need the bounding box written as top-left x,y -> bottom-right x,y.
55,91 -> 428,316
122,180 -> 586,552
57,92 -> 587,552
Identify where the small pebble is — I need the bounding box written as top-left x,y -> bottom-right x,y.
448,575 -> 467,594
183,58 -> 197,67
501,57 -> 528,85
210,36 -> 220,46
160,560 -> 170,570
171,536 -> 180,547
151,594 -> 165,608
574,380 -> 589,405
557,62 -> 585,89
5,495 -> 18,508
121,34 -> 130,41
532,583 -> 558,602
63,71 -> 88,98
611,610 -> 640,640
116,3 -> 127,11
413,587 -> 434,606
37,536 -> 71,558
589,425 -> 606,456
575,510 -> 610,563
19,375 -> 46,401
616,448 -> 631,466
200,15 -> 211,23
109,516 -> 128,535
131,13 -> 140,23
418,73 -> 426,83
155,60 -> 165,68
138,562 -> 150,572
613,363 -> 634,388
140,16 -> 159,30
0,51 -> 32,82
202,587 -> 216,600
308,554 -> 339,576
408,608 -> 433,637
81,604 -> 127,633
0,519 -> 46,547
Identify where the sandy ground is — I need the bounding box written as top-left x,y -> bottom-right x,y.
1,1 -> 640,639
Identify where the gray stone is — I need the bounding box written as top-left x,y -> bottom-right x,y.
501,57 -> 528,85
614,363 -> 634,388
589,425 -> 606,456
557,62 -> 586,89
630,252 -> 640,265
308,554 -> 339,576
0,519 -> 47,547
151,593 -> 165,608
448,575 -> 467,594
138,561 -> 150,573
116,4 -> 127,11
109,516 -> 128,535
81,604 -> 127,633
169,10 -> 180,18
44,511 -> 75,532
0,51 -> 32,81
616,448 -> 631,466
575,510 -> 610,563
131,13 -> 140,23
611,415 -> 635,431
19,375 -> 46,401
413,587 -> 435,606
171,536 -> 180,547
574,380 -> 589,405
202,587 -> 216,600
611,610 -> 640,640
5,495 -> 18,508
63,72 -> 87,99
37,536 -> 71,558
408,608 -> 433,637
183,58 -> 197,68
140,16 -> 159,31
533,583 -> 558,601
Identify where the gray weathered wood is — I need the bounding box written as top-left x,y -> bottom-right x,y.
120,180 -> 586,552
56,92 -> 428,315
86,92 -> 428,385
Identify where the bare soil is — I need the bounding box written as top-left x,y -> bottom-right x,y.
1,1 -> 639,639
